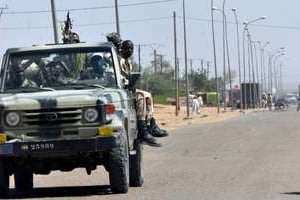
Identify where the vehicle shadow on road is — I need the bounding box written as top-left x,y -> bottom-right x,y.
281,192 -> 300,196
3,185 -> 113,199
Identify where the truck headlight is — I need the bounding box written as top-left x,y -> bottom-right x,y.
83,108 -> 99,123
5,112 -> 21,127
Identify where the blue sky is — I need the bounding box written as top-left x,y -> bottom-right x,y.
0,0 -> 299,91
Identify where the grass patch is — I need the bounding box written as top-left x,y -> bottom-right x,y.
153,95 -> 168,104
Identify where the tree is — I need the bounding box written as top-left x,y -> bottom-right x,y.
136,57 -> 175,96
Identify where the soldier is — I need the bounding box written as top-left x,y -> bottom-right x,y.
107,32 -> 163,147
143,90 -> 168,137
6,59 -> 38,89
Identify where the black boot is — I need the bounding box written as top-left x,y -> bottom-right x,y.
138,120 -> 161,147
149,118 -> 168,137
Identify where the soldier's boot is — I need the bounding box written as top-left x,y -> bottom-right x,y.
149,117 -> 169,138
138,120 -> 161,147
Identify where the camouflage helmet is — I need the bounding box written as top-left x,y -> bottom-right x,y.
106,32 -> 122,49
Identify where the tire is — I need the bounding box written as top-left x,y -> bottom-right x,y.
129,140 -> 144,187
14,167 -> 33,192
108,134 -> 129,194
0,158 -> 9,197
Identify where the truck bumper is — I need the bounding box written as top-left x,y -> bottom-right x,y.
0,135 -> 121,157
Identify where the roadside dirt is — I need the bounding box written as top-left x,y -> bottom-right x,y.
154,104 -> 244,131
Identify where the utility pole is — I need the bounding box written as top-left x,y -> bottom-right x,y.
160,55 -> 163,73
138,44 -> 141,72
173,11 -> 179,116
114,0 -> 120,35
206,61 -> 210,78
183,0 -> 190,117
211,0 -> 220,113
50,0 -> 59,44
153,49 -> 157,73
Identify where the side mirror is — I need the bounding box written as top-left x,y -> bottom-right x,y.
127,72 -> 140,90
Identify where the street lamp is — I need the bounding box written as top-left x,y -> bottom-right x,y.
210,0 -> 220,113
222,0 -> 233,110
257,41 -> 269,93
268,48 -> 285,93
232,8 -> 243,110
183,0 -> 190,117
212,7 -> 232,110
279,59 -> 289,96
243,16 -> 266,108
252,41 -> 259,107
273,52 -> 285,97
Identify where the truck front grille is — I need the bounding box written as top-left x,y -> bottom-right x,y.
22,108 -> 82,127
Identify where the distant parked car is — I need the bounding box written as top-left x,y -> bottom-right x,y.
274,98 -> 288,110
284,96 -> 297,105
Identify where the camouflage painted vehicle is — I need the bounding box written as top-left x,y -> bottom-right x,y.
0,42 -> 143,196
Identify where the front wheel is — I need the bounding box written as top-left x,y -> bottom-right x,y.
108,134 -> 129,193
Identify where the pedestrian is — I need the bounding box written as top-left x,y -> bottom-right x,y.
197,95 -> 203,113
192,96 -> 200,115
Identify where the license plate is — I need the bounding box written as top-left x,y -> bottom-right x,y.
25,143 -> 55,151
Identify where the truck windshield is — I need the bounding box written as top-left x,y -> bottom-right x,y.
2,48 -> 117,91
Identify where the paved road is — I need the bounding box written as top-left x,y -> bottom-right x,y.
5,106 -> 300,199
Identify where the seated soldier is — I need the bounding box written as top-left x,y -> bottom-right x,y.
144,94 -> 168,137
107,32 -> 166,147
81,53 -> 106,80
6,62 -> 37,89
136,91 -> 161,147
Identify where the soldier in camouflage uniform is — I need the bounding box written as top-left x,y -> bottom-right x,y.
107,32 -> 164,147
140,90 -> 168,138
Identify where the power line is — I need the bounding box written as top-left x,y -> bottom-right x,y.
2,15 -> 300,32
183,16 -> 300,31
3,0 -> 176,15
0,16 -> 172,30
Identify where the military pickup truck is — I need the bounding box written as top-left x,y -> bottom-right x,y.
0,42 -> 143,197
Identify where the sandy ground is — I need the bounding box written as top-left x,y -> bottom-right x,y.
154,105 -> 246,131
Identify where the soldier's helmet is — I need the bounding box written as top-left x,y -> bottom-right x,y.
120,40 -> 134,59
106,32 -> 122,49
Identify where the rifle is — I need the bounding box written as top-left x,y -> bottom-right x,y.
62,12 -> 80,44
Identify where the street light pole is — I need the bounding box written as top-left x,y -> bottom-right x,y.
273,53 -> 285,97
252,41 -> 259,107
232,8 -> 243,110
258,41 -> 269,93
242,27 -> 247,109
212,7 -> 228,111
50,0 -> 59,44
173,11 -> 179,116
222,1 -> 226,111
114,0 -> 120,35
268,48 -> 285,94
246,29 -> 253,108
222,0 -> 233,110
183,0 -> 190,117
243,16 -> 266,108
211,0 -> 220,113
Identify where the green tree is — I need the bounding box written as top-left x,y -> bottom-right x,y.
137,56 -> 175,96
